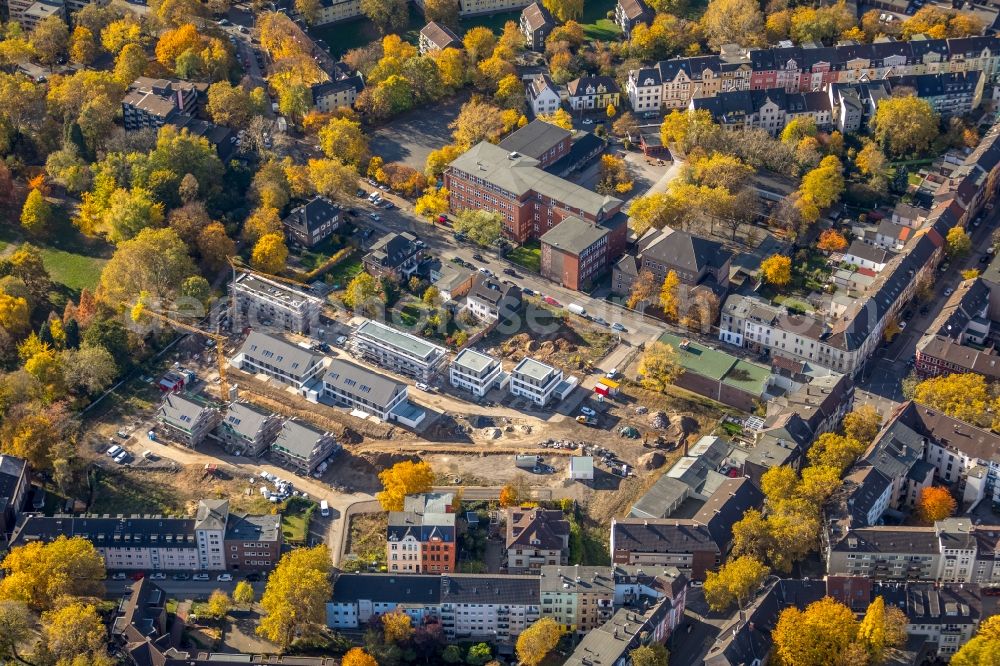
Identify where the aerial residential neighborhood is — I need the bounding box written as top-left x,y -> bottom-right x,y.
4,0 -> 1000,663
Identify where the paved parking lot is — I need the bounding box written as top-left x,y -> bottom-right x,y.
369,93 -> 470,171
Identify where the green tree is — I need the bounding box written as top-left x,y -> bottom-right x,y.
98,227 -> 197,304
452,209 -> 502,247
359,0 -> 408,34
343,272 -> 381,315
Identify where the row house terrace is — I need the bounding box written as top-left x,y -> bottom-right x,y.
628,35 -> 1000,113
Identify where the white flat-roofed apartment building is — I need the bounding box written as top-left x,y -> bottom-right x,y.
350,320 -> 447,382
230,272 -> 322,334
449,349 -> 506,397
509,357 -> 564,406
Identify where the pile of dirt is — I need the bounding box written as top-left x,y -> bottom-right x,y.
498,332 -> 579,363
639,451 -> 666,470
361,452 -> 421,471
666,414 -> 699,444
650,412 -> 669,429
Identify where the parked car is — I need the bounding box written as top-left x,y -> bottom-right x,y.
544,296 -> 561,307
522,288 -> 535,296
415,382 -> 430,391
173,573 -> 190,581
369,213 -> 381,221
111,572 -> 127,580
107,444 -> 123,457
245,572 -> 262,582
944,287 -> 954,297
383,201 -> 395,209
114,451 -> 129,464
150,572 -> 167,580
582,118 -> 594,125
217,573 -> 233,582
472,253 -> 485,262
593,317 -> 609,326
611,322 -> 627,332
193,573 -> 211,581
580,406 -> 596,417
503,268 -> 518,277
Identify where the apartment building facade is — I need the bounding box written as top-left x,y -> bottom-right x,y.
282,196 -> 341,249
509,358 -> 565,406
540,215 -> 623,291
627,36 -> 1000,114
386,510 -> 456,574
230,272 -> 322,334
156,394 -> 220,448
826,519 -> 1000,585
444,141 -> 623,244
466,275 -> 522,322
215,401 -> 282,457
506,506 -> 571,572
350,320 -> 447,382
520,2 -> 554,50
234,331 -> 326,389
122,78 -> 203,131
270,420 -> 338,474
9,500 -> 280,572
0,455 -> 30,537
322,358 -> 410,421
449,348 -> 505,397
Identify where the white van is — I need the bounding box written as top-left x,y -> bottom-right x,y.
320,500 -> 330,517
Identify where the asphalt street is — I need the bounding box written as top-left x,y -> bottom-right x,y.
350,186 -> 666,346
856,202 -> 999,406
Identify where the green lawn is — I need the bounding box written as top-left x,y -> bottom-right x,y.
326,257 -> 363,290
281,496 -> 317,544
582,18 -> 621,40
508,240 -> 541,273
39,246 -> 106,291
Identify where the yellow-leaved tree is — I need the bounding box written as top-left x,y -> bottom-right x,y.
703,555 -> 768,613
516,616 -> 562,666
659,270 -> 680,321
37,601 -> 114,666
913,372 -> 990,425
251,233 -> 288,275
637,341 -> 684,393
857,595 -> 908,663
381,609 -> 414,643
841,404 -> 882,446
773,596 -> 860,665
376,460 -> 435,511
342,647 -> 379,666
760,254 -> 791,287
257,545 -> 332,649
0,536 -> 105,610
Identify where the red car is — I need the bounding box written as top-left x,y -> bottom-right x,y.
437,214 -> 448,224
131,572 -> 145,581
544,296 -> 561,307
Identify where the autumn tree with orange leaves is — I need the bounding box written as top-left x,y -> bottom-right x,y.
817,229 -> 848,252
916,486 -> 957,523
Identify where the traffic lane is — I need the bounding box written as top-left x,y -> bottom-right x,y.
351,196 -> 662,343
857,357 -> 907,403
